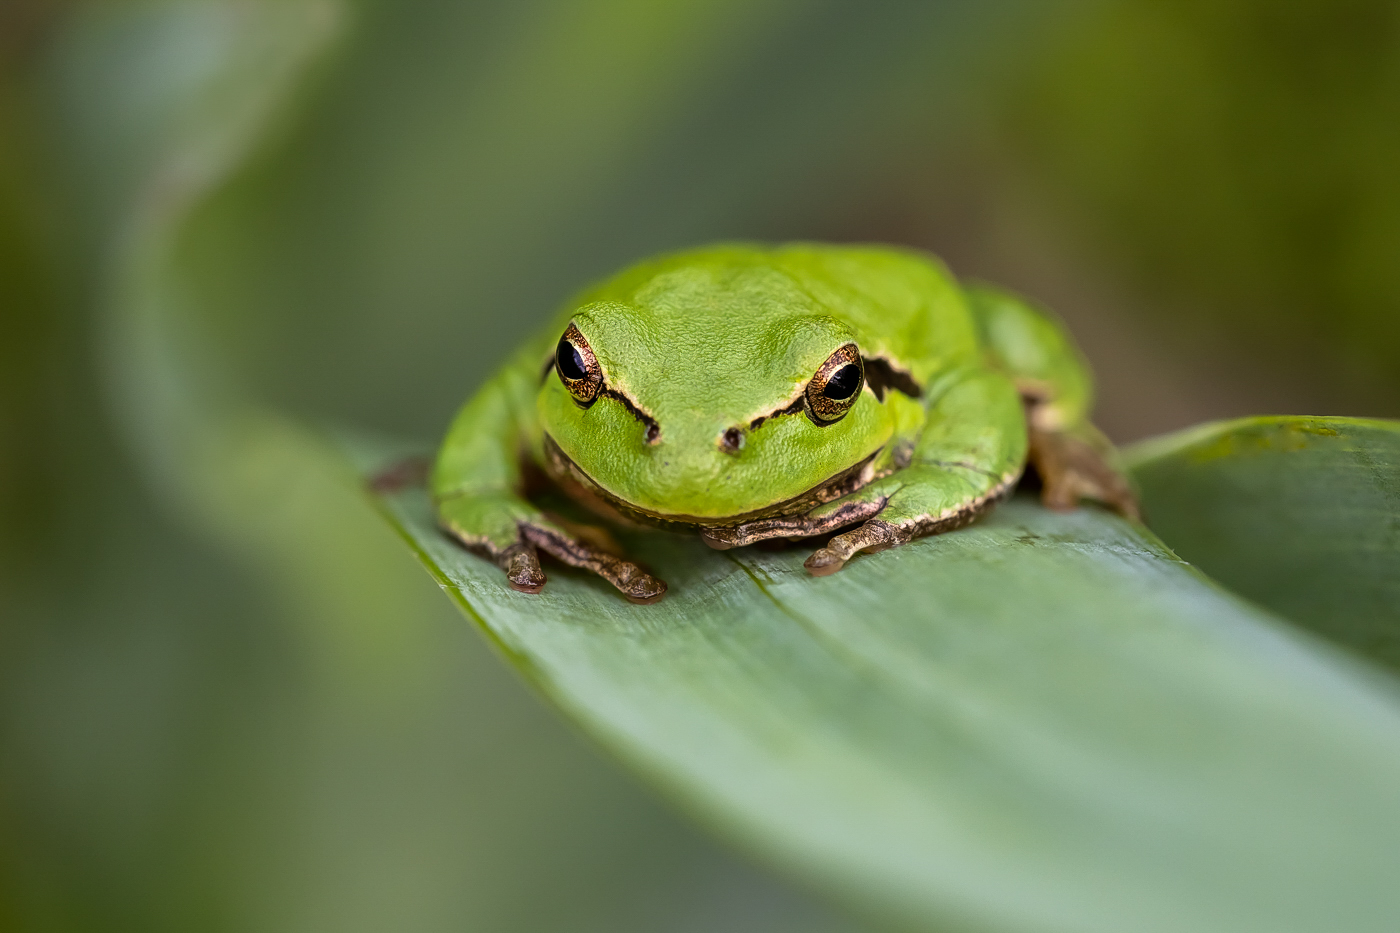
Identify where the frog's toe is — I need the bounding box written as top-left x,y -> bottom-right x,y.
699,528 -> 740,550
500,541 -> 546,594
803,519 -> 908,576
1093,478 -> 1141,523
522,521 -> 667,603
615,565 -> 668,605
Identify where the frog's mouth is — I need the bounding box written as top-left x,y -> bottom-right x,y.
538,433 -> 886,533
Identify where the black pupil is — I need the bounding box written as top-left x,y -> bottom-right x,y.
557,338 -> 587,380
823,364 -> 861,400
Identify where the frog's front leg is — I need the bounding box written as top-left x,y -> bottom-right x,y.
436,491 -> 550,592
802,460 -> 1019,575
704,368 -> 1026,576
434,358 -> 666,604
438,493 -> 666,602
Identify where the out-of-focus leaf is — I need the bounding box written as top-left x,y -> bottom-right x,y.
1128,416 -> 1400,670
359,436 -> 1400,933
42,3 -> 865,930
47,0 -> 1400,931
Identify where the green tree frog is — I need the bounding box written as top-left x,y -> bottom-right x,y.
432,244 -> 1137,603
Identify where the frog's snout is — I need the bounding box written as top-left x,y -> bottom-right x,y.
596,414 -> 773,520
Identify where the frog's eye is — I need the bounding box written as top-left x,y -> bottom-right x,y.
556,322 -> 602,405
805,343 -> 863,425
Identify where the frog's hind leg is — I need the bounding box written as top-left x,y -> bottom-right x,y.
1027,421 -> 1140,521
964,282 -> 1139,520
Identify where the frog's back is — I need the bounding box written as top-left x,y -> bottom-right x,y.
566,243 -> 979,387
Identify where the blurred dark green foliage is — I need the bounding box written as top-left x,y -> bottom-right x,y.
1008,0 -> 1400,408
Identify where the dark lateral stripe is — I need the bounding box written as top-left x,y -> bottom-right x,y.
862,356 -> 922,402
597,387 -> 659,432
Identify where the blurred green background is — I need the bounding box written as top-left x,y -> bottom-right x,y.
2,1 -> 1397,930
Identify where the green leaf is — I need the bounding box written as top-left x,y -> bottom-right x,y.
1128,416 -> 1400,671
356,436 -> 1400,933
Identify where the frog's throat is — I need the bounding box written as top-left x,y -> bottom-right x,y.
539,433 -> 889,532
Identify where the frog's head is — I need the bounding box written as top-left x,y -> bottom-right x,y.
536,248 -> 913,524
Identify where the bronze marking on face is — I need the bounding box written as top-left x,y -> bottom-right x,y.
805,344 -> 863,425
556,322 -> 602,406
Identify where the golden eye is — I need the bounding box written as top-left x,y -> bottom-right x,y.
805,344 -> 863,425
555,322 -> 602,405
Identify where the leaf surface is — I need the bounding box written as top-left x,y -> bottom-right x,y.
1129,417 -> 1400,670
358,438 -> 1400,933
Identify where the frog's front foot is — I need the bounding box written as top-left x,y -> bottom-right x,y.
802,519 -> 907,576
1028,424 -> 1140,521
498,541 -> 548,593
701,464 -> 1015,577
439,496 -> 666,603
518,521 -> 667,604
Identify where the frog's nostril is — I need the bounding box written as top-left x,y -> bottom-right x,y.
720,427 -> 744,455
645,423 -> 660,445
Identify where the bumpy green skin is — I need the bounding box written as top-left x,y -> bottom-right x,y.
432,244 -> 1126,600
